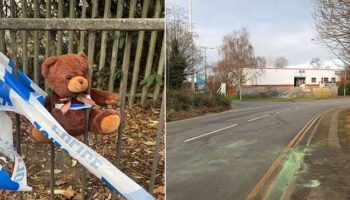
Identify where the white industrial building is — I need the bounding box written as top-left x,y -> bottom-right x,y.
238,68 -> 341,97
244,68 -> 340,88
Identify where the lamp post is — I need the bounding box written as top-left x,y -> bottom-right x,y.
189,0 -> 196,92
201,46 -> 214,92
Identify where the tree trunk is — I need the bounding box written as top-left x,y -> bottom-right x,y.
239,84 -> 242,101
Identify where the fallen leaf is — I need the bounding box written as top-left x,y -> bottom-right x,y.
72,159 -> 77,167
55,179 -> 66,187
149,119 -> 159,126
143,141 -> 156,146
49,189 -> 65,195
44,169 -> 62,174
153,186 -> 164,195
63,186 -> 76,198
64,173 -> 75,180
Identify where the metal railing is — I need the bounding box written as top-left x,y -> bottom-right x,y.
0,0 -> 165,199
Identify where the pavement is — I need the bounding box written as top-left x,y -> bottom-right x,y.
277,107 -> 350,200
166,98 -> 350,200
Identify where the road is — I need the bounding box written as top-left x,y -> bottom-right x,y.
166,99 -> 350,200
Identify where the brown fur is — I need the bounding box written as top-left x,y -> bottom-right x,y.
31,53 -> 120,142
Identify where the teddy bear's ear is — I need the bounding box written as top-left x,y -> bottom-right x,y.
42,56 -> 58,78
78,52 -> 88,60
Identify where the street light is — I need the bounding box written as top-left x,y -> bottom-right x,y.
201,46 -> 215,87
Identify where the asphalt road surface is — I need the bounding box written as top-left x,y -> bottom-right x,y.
166,99 -> 350,200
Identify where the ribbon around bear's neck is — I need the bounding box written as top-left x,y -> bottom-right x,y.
59,94 -> 96,115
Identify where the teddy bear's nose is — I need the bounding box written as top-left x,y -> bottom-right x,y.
78,79 -> 84,84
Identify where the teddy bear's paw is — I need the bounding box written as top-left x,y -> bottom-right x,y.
105,98 -> 118,105
100,114 -> 120,134
105,95 -> 119,105
31,127 -> 51,143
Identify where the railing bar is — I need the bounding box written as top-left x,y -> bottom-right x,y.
10,9 -> 18,148
56,0 -> 63,55
108,3 -> 126,200
92,0 -> 99,18
117,0 -> 137,160
42,2 -> 55,199
149,91 -> 164,192
82,31 -> 96,200
0,18 -> 164,31
113,34 -> 133,200
0,0 -> 4,52
108,0 -> 124,92
129,0 -> 151,106
114,2 -> 138,198
10,2 -> 22,200
79,0 -> 87,52
45,0 -> 51,92
33,0 -> 39,84
153,35 -> 165,101
141,0 -> 162,104
97,0 -> 111,79
118,0 -> 136,100
21,0 -> 28,75
50,143 -> 55,200
45,0 -> 51,58
68,0 -> 75,53
82,2 -> 98,199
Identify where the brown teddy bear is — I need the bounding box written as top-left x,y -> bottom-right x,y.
31,53 -> 120,142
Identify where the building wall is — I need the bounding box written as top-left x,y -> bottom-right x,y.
245,68 -> 339,86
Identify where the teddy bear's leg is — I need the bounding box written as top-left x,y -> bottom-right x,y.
30,125 -> 51,143
90,108 -> 120,134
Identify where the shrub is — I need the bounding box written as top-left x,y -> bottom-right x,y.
167,89 -> 231,111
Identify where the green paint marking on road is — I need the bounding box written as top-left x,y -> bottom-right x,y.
303,179 -> 320,188
264,147 -> 306,199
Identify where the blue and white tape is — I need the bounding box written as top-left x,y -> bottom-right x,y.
0,111 -> 32,192
0,53 -> 154,200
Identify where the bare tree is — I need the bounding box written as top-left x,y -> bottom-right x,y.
213,28 -> 265,100
313,0 -> 350,65
310,57 -> 322,69
256,56 -> 267,69
166,5 -> 203,80
274,56 -> 288,68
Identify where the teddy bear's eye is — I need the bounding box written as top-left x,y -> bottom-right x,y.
66,75 -> 73,80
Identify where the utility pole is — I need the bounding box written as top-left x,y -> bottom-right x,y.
189,0 -> 195,92
201,46 -> 214,92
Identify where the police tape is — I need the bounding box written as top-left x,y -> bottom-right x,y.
0,53 -> 154,200
0,111 -> 32,191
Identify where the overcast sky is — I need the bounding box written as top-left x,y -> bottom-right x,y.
167,0 -> 340,69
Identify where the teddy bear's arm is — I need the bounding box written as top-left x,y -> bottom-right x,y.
90,88 -> 119,106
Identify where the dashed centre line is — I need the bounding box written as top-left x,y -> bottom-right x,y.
276,109 -> 291,114
184,107 -> 294,143
184,124 -> 238,143
247,115 -> 269,122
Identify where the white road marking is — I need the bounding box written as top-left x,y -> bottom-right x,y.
247,115 -> 269,122
184,124 -> 238,143
233,105 -> 276,112
168,105 -> 279,126
276,109 -> 291,114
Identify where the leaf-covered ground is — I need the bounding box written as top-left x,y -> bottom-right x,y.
0,103 -> 164,200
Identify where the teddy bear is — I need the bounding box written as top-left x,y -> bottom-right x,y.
31,52 -> 120,143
